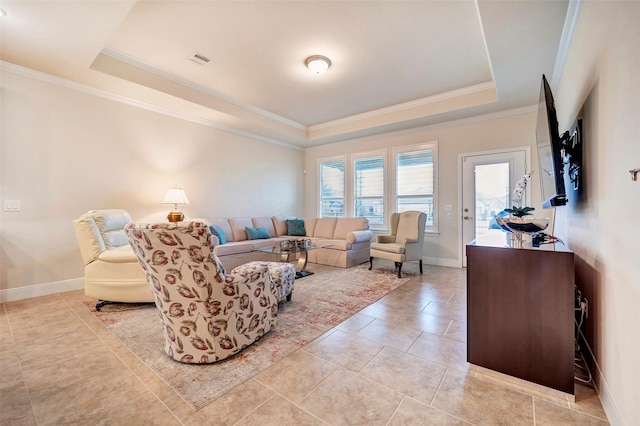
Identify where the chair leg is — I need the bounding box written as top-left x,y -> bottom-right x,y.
419,259 -> 423,275
95,300 -> 118,311
396,262 -> 403,278
369,256 -> 374,271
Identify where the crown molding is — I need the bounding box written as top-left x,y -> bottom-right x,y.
309,81 -> 497,132
552,0 -> 582,88
0,61 -> 305,151
306,104 -> 536,152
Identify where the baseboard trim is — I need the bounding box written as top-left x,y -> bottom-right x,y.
424,256 -> 461,269
580,330 -> 623,425
0,278 -> 84,303
0,258 -> 463,304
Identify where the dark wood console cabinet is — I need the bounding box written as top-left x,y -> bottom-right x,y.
466,239 -> 575,394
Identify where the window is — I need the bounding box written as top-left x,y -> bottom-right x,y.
317,143 -> 437,232
319,159 -> 345,218
395,145 -> 436,231
354,155 -> 384,226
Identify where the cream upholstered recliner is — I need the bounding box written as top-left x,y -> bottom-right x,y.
73,209 -> 153,310
369,211 -> 427,278
125,221 -> 281,364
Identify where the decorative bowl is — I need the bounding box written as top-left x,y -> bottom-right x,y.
495,216 -> 549,234
494,213 -> 549,248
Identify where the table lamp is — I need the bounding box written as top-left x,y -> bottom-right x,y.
162,187 -> 190,222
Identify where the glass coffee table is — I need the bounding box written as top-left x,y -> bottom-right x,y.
253,242 -> 330,278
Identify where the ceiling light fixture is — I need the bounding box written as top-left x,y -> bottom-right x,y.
305,55 -> 331,75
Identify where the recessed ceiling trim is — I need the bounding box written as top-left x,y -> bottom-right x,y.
99,47 -> 306,130
551,0 -> 582,89
309,81 -> 497,132
474,0 -> 496,84
306,104 -> 537,152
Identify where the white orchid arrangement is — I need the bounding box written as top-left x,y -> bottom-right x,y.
504,171 -> 535,218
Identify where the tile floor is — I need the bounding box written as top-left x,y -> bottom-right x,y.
1,263 -> 609,425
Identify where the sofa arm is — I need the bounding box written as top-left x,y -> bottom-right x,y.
346,230 -> 373,244
375,235 -> 395,244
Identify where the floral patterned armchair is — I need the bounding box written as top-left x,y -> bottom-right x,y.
125,221 -> 279,364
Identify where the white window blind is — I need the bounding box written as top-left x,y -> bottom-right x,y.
354,155 -> 384,225
396,149 -> 434,227
319,160 -> 345,218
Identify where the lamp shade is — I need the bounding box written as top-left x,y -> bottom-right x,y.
162,188 -> 190,206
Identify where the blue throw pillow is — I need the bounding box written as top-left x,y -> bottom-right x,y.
245,226 -> 271,240
209,225 -> 227,245
286,219 -> 306,236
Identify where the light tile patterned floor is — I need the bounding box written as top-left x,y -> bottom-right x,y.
0,263 -> 609,425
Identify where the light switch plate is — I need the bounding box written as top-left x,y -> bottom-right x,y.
4,200 -> 21,211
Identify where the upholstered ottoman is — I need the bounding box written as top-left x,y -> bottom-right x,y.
243,261 -> 295,302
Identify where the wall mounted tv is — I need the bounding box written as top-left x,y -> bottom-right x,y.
536,74 -> 568,208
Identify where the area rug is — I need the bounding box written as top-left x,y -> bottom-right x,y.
87,264 -> 412,411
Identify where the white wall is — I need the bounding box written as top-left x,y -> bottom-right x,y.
0,69 -> 304,296
553,2 -> 640,424
304,111 -> 541,267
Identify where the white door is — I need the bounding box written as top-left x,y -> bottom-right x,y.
461,149 -> 529,267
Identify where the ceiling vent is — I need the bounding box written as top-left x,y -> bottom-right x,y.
186,51 -> 211,66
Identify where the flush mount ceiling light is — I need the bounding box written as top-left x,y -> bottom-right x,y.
305,55 -> 331,75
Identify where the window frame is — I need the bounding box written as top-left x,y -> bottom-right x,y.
317,142 -> 438,234
352,150 -> 387,229
317,155 -> 346,218
392,142 -> 438,234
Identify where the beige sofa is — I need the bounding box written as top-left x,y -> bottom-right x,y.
205,216 -> 373,271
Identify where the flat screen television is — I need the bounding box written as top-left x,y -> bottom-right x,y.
536,74 -> 567,208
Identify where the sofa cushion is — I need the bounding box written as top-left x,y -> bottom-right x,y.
209,225 -> 227,244
214,241 -> 254,256
314,238 -> 350,251
252,217 -> 277,237
334,217 -> 369,239
272,216 -> 295,236
286,219 -> 306,236
97,245 -> 139,263
313,218 -> 337,239
251,239 -> 276,249
246,226 -> 271,240
207,218 -> 234,242
303,218 -> 318,236
229,218 -> 253,241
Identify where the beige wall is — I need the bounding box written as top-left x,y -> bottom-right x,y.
0,69 -> 304,293
304,111 -> 540,266
2,3 -> 638,421
553,2 -> 639,424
